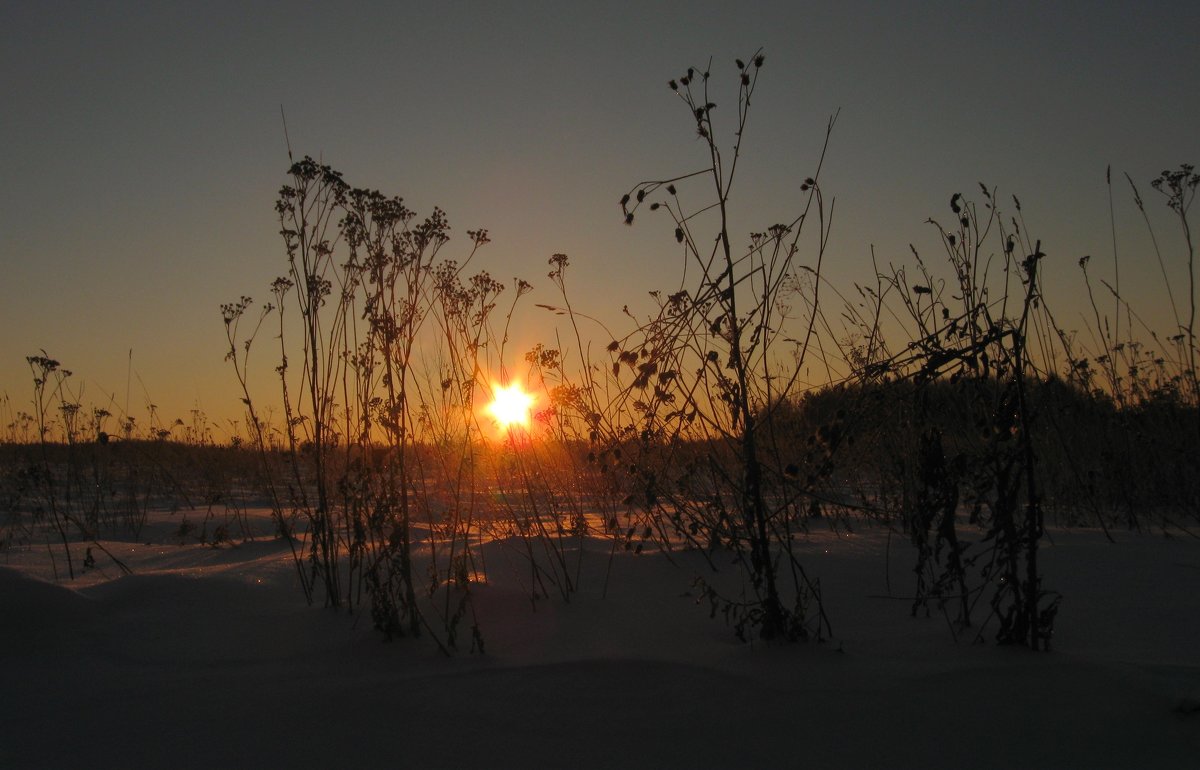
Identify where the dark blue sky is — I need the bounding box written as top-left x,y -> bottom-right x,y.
2,1 -> 1196,429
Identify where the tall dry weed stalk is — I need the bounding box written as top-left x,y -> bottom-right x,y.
228,153 -> 518,651
831,188 -> 1062,648
542,52 -> 837,641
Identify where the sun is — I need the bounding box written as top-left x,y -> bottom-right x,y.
486,382 -> 534,430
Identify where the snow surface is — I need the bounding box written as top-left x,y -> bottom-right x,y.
2,511 -> 1198,769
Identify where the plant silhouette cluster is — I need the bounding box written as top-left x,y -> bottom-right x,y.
3,53 -> 1197,659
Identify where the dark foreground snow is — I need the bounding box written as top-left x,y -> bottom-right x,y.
3,515 -> 1198,768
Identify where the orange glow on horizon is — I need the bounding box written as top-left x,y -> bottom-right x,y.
485,382 -> 534,431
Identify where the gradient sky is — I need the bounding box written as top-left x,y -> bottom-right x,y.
2,1 -> 1197,437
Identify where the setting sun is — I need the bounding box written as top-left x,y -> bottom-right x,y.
486,383 -> 534,430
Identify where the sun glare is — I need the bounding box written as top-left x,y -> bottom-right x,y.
486,383 -> 534,430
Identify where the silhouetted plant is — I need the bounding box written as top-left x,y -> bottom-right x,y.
838,189 -> 1064,649
229,152 -> 531,651
550,51 -> 838,641
24,352 -> 77,578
